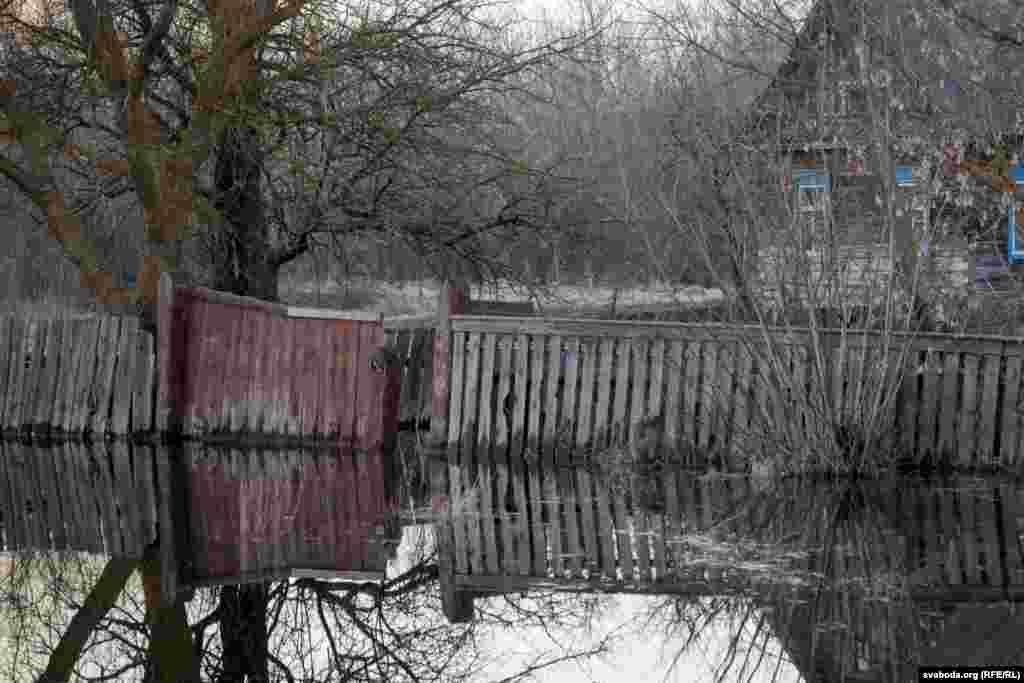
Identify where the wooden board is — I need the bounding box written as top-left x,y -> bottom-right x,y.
713,342 -> 734,453
682,342 -> 700,449
594,475 -> 616,579
87,316 -> 119,436
628,338 -> 649,446
70,318 -> 101,434
0,316 -> 11,429
523,335 -> 545,576
917,350 -> 942,457
937,352 -> 961,460
475,333 -> 499,573
647,338 -> 667,444
21,320 -> 46,434
110,317 -> 138,435
976,353 -> 1001,464
593,338 -> 615,453
612,338 -> 631,447
3,317 -> 26,432
34,318 -> 63,431
132,330 -> 155,434
542,335 -> 563,577
731,344 -> 753,461
37,446 -> 65,551
958,356 -> 980,467
1000,355 -> 1022,466
900,349 -> 920,457
663,340 -> 684,457
576,339 -> 597,460
612,488 -> 632,580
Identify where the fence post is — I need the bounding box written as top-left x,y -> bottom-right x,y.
156,272 -> 175,439
429,280 -> 469,448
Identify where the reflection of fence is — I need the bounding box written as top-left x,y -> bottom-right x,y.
0,442 -> 158,558
183,447 -> 401,586
440,315 -> 1024,466
437,462 -> 1024,622
0,314 -> 156,437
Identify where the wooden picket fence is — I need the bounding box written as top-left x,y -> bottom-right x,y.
439,316 -> 1024,470
0,441 -> 158,558
0,314 -> 156,438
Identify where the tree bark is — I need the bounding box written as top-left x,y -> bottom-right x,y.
217,584 -> 270,683
212,125 -> 279,302
37,558 -> 138,683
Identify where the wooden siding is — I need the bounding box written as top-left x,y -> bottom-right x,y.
160,283 -> 402,445
0,314 -> 156,437
441,315 -> 1024,466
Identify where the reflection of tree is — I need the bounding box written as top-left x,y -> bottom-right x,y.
6,546 -> 608,682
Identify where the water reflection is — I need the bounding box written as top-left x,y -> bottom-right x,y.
1,439 -> 1023,681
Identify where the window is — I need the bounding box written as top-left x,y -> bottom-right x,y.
796,170 -> 831,213
895,166 -> 915,188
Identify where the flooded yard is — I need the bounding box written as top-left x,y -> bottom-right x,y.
1,440 -> 1021,681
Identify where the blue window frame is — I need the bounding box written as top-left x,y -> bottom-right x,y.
796,170 -> 830,192
895,166 -> 914,187
1010,205 -> 1024,264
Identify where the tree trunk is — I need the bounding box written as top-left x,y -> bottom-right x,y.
217,584 -> 270,683
38,558 -> 138,683
212,126 -> 278,302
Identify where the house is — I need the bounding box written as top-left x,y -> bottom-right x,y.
746,0 -> 1023,323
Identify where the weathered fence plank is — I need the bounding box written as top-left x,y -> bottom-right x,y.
525,336 -> 546,576
111,317 -> 138,435
1001,356 -> 1022,465
69,318 -> 100,434
958,356 -> 980,466
90,316 -> 121,436
937,352 -> 961,458
34,319 -> 62,432
0,316 -> 11,429
3,317 -> 27,432
976,354 -> 1001,464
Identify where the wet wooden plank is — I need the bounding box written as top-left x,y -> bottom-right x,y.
156,453 -> 180,605
698,342 -> 719,449
216,307 -> 245,433
663,470 -> 681,577
110,317 -> 138,435
19,320 -> 46,433
110,442 -> 137,557
611,338 -> 631,447
52,443 -> 80,552
524,334 -> 546,575
0,316 -> 11,429
662,340 -> 684,456
960,488 -> 980,584
937,352 -> 961,460
134,446 -> 157,550
958,355 -> 980,467
634,508 -> 651,582
1000,484 -> 1023,584
459,332 -> 483,574
917,351 -> 942,457
682,342 -> 700,448
3,317 -> 27,432
131,330 -> 155,434
306,320 -> 330,437
0,445 -> 14,550
576,339 -> 598,459
651,510 -> 667,582
36,446 -> 66,551
89,317 -> 120,436
242,310 -> 270,433
446,332 -> 469,575
612,489 -> 632,580
627,338 -> 650,443
646,338 -> 666,437
900,349 -> 921,457
714,342 -> 735,453
75,445 -> 104,553
594,475 -> 616,579
20,445 -> 46,550
475,333 -> 499,574
559,338 -> 581,466
272,315 -> 296,436
4,446 -> 27,550
576,468 -> 599,578
34,318 -> 63,431
976,353 -> 1001,464
314,320 -> 336,437
730,344 -> 753,460
542,335 -> 563,577
177,296 -> 206,434
353,322 -> 379,446
89,444 -> 122,555
493,336 -> 515,573
592,338 -> 615,453
338,321 -> 361,443
1000,355 -> 1022,466
977,487 -> 1002,587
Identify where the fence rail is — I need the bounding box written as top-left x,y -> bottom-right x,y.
0,314 -> 155,438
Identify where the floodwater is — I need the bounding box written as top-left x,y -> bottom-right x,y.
1,440 -> 1023,682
